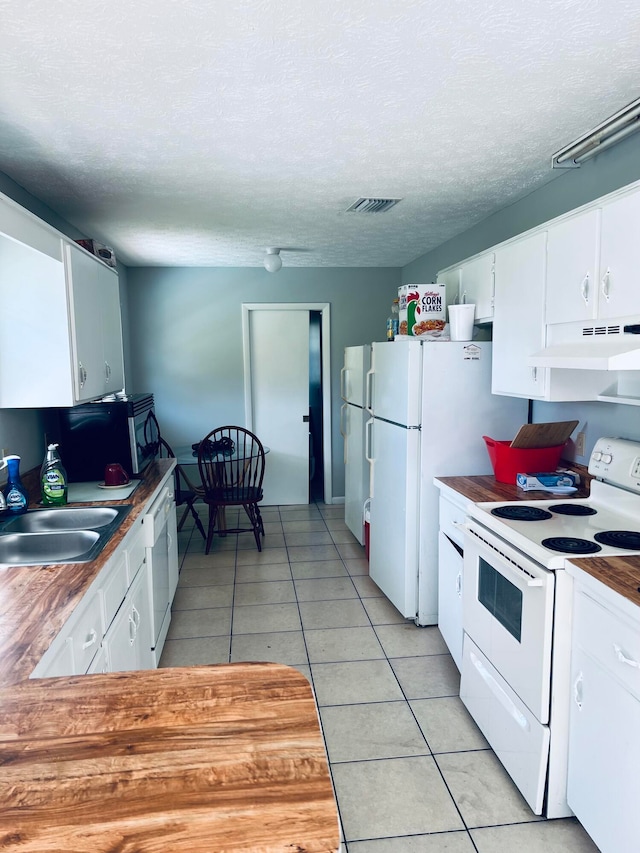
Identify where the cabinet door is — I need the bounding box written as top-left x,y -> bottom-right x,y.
545,208 -> 599,325
459,252 -> 495,323
598,189 -> 640,319
568,646 -> 640,853
492,231 -> 548,399
437,531 -> 463,670
105,562 -> 154,672
98,261 -> 124,392
66,242 -> 105,401
436,267 -> 461,308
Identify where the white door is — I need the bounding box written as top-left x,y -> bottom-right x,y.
342,345 -> 370,407
248,309 -> 310,506
369,340 -> 423,425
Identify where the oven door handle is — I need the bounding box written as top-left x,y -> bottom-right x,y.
462,523 -> 546,587
470,649 -> 529,731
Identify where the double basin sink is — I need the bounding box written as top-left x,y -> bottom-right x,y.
0,506 -> 132,566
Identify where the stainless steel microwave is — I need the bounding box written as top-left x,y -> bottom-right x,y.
50,394 -> 159,482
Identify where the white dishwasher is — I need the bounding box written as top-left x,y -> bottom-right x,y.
143,484 -> 176,665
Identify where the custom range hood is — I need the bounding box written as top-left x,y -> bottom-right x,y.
530,319 -> 640,371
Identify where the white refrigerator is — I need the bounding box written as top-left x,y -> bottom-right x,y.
340,345 -> 371,544
366,339 -> 527,625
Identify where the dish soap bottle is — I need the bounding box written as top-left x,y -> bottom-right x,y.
4,455 -> 29,515
40,443 -> 68,506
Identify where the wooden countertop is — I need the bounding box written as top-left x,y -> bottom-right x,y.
436,467 -> 640,611
0,663 -> 340,852
0,459 -> 175,688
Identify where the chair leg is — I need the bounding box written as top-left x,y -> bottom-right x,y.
244,503 -> 263,552
189,499 -> 206,539
205,504 -> 218,555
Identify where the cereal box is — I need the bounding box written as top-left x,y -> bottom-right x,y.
398,284 -> 447,337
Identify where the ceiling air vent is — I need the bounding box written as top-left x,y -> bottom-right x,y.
346,197 -> 402,213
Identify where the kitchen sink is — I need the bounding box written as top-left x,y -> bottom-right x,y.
2,507 -> 121,533
0,505 -> 132,566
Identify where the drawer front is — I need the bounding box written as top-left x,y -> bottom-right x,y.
439,495 -> 467,546
574,588 -> 640,700
70,592 -> 104,674
126,524 -> 146,586
102,553 -> 128,629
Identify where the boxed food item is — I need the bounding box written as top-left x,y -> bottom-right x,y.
516,471 -> 581,491
75,239 -> 117,268
398,284 -> 447,338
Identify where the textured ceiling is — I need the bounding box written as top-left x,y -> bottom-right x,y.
0,0 -> 639,267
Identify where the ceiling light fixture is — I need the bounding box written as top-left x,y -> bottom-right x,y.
264,247 -> 282,273
552,97 -> 640,168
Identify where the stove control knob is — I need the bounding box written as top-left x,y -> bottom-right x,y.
602,453 -> 613,464
593,451 -> 603,462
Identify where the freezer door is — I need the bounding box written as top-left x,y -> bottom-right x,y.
341,345 -> 371,407
368,416 -> 420,618
343,403 -> 369,545
369,340 -> 422,426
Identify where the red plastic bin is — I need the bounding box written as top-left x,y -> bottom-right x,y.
483,436 -> 565,484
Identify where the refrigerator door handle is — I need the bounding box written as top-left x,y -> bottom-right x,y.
365,417 -> 374,498
341,403 -> 348,463
340,365 -> 347,401
365,367 -> 374,413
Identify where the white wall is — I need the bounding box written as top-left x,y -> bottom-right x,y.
127,266 -> 400,499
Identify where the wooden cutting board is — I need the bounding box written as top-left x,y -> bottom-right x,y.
510,420 -> 579,449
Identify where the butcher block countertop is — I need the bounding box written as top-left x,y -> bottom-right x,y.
0,663 -> 340,852
436,467 -> 640,610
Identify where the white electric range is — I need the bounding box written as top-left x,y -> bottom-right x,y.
460,436 -> 640,818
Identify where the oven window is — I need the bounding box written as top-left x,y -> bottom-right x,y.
478,557 -> 522,642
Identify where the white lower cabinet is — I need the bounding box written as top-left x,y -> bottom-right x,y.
103,561 -> 154,672
567,573 -> 640,853
436,488 -> 468,671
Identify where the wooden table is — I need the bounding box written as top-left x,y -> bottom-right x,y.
0,663 -> 340,852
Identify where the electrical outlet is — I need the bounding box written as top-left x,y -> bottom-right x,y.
575,431 -> 586,457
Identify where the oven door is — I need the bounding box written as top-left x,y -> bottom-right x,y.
462,520 -> 555,723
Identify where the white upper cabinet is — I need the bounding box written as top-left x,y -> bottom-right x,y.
66,242 -> 124,402
545,185 -> 640,326
0,192 -> 124,408
459,252 -> 495,323
437,251 -> 495,323
492,231 -> 548,399
436,266 -> 461,309
545,207 -> 600,325
598,189 -> 640,320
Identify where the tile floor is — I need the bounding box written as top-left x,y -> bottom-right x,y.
160,502 -> 601,853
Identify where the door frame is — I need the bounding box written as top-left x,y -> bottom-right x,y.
242,303 -> 333,504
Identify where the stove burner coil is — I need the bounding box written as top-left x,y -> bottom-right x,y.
594,530 -> 640,550
550,504 -> 597,516
491,506 -> 553,521
541,537 -> 602,554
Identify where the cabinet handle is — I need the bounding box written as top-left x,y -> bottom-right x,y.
455,572 -> 462,597
573,670 -> 584,710
78,362 -> 86,388
82,628 -> 98,650
580,273 -> 590,305
601,268 -> 611,302
613,643 -> 640,669
461,290 -> 468,304
531,366 -> 538,383
129,604 -> 140,646
105,361 -> 111,381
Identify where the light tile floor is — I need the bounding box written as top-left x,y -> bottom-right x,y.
160,502 -> 601,853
